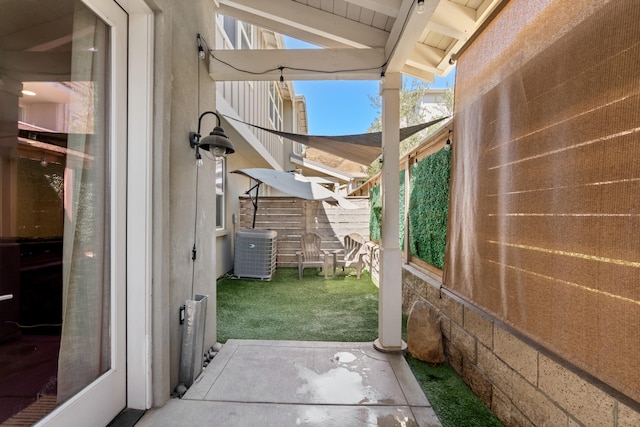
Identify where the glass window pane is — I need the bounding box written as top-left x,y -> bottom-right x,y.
223,16 -> 237,48
216,195 -> 224,229
0,1 -> 112,422
216,158 -> 224,229
240,21 -> 252,50
215,157 -> 224,194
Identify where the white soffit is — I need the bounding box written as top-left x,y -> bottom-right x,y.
213,0 -> 504,82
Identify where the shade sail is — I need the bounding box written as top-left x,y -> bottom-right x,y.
224,116 -> 450,165
232,168 -> 359,209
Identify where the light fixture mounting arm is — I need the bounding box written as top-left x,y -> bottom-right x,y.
189,111 -> 222,148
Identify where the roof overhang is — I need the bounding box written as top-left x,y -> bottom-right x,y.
213,0 -> 504,82
232,168 -> 359,209
216,95 -> 283,170
289,153 -> 357,182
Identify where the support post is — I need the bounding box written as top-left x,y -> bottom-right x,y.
374,72 -> 406,353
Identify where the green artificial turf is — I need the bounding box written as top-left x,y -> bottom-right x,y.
217,267 -> 379,343
217,267 -> 504,427
406,356 -> 504,426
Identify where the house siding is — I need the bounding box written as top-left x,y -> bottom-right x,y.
213,21 -> 305,278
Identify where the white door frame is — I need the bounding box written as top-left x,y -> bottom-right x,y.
120,0 -> 154,410
37,0 -> 129,424
37,0 -> 155,423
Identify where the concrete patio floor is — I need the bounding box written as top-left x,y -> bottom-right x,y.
136,339 -> 442,426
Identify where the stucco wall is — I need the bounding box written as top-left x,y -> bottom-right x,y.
402,265 -> 640,426
150,0 -> 221,403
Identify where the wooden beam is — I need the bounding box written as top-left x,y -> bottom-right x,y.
218,0 -> 389,48
405,40 -> 457,77
342,0 -> 402,17
429,0 -> 476,39
384,0 -> 440,73
476,0 -> 503,22
400,64 -> 434,82
209,48 -> 384,81
217,4 -> 349,49
406,43 -> 444,73
426,20 -> 470,42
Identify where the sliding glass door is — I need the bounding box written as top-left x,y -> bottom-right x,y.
0,0 -> 127,425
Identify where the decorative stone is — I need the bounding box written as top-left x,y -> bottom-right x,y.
407,300 -> 445,364
175,383 -> 187,398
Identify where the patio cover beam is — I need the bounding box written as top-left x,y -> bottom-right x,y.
218,0 -> 388,48
384,0 -> 438,75
209,48 -> 384,81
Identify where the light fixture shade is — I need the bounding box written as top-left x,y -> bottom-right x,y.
199,126 -> 235,156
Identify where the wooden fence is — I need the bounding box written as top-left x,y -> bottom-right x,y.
238,196 -> 370,267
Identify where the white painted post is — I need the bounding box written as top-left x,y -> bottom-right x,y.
374,72 -> 406,353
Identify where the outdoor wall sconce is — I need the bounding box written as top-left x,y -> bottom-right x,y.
416,0 -> 425,14
188,111 -> 235,165
444,129 -> 452,151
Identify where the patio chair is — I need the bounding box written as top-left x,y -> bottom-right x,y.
296,232 -> 330,279
332,232 -> 367,279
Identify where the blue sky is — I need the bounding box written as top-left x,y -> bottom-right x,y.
284,37 -> 455,135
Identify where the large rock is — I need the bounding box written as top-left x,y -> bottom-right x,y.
407,300 -> 445,364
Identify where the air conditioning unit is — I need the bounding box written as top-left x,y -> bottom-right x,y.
234,229 -> 277,280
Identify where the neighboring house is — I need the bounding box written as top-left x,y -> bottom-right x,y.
418,87 -> 452,121
213,16 -> 310,276
0,1 -> 638,426
295,147 -> 369,195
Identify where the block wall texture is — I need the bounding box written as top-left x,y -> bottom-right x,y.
402,266 -> 640,427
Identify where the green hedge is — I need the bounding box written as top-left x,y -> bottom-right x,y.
369,148 -> 451,269
408,149 -> 451,269
369,171 -> 405,245
399,172 -> 405,250
370,184 -> 382,242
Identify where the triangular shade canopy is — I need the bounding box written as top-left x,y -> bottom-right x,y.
232,168 -> 359,209
224,116 -> 450,165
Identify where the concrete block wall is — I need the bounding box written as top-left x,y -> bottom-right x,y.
402,265 -> 640,427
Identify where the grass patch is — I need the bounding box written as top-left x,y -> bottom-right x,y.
217,267 -> 378,342
406,356 -> 503,426
217,267 -> 503,427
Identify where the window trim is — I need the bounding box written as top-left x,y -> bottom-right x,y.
268,81 -> 284,133
215,156 -> 225,230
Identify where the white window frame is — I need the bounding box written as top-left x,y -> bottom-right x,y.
239,20 -> 253,49
268,82 -> 283,132
217,15 -> 253,50
215,157 -> 225,230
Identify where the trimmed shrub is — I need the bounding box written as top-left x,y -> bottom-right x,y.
408,149 -> 451,268
369,149 -> 450,269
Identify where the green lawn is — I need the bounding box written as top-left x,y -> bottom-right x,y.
217,267 -> 503,427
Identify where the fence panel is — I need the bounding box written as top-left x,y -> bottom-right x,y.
238,196 -> 370,267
